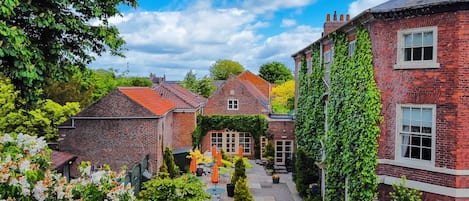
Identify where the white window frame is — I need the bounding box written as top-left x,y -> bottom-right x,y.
324,50 -> 332,64
394,26 -> 440,69
210,130 -> 252,155
395,104 -> 436,166
227,99 -> 239,110
348,40 -> 356,58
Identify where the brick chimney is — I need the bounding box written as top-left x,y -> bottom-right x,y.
323,11 -> 350,36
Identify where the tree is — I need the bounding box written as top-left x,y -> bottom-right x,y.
162,147 -> 179,179
234,177 -> 254,201
271,80 -> 295,113
259,61 -> 293,84
0,0 -> 137,106
44,69 -> 95,107
209,59 -> 244,80
231,158 -> 246,185
0,75 -> 80,142
180,71 -> 216,98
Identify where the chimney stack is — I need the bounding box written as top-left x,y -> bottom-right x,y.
323,11 -> 349,36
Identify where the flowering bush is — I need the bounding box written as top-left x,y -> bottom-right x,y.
272,175 -> 280,179
0,133 -> 135,201
186,149 -> 212,164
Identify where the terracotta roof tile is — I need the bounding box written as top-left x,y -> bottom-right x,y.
153,83 -> 206,109
50,151 -> 76,169
118,87 -> 175,116
238,70 -> 271,98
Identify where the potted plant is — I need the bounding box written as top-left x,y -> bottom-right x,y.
272,174 -> 280,183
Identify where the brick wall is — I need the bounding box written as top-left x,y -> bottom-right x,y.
369,10 -> 469,199
172,111 -> 196,149
204,76 -> 269,115
59,118 -> 161,177
268,120 -> 295,142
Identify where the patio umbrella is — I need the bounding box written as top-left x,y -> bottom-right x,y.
212,145 -> 217,159
190,155 -> 197,174
216,150 -> 222,166
238,145 -> 243,157
211,163 -> 219,184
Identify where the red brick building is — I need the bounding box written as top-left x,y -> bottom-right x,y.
58,87 -> 175,176
292,0 -> 469,200
152,79 -> 206,150
203,71 -> 295,164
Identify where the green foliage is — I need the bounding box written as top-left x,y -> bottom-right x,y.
271,80 -> 295,114
295,148 -> 320,197
0,76 -> 80,142
263,142 -> 275,158
390,176 -> 422,201
44,69 -> 95,107
192,115 -> 268,158
209,59 -> 244,80
294,45 -> 324,162
138,174 -> 210,201
231,158 -> 246,185
180,71 -> 216,98
162,147 -> 179,179
325,27 -> 382,201
258,61 -> 293,84
234,177 -> 254,201
0,0 -> 138,106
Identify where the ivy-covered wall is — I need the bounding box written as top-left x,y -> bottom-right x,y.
295,27 -> 382,200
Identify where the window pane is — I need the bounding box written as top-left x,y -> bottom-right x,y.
413,48 -> 422,60
423,32 -> 433,46
411,136 -> 421,146
404,34 -> 412,47
404,48 -> 412,61
422,148 -> 431,160
411,147 -> 420,159
401,145 -> 410,157
423,47 -> 433,60
422,137 -> 431,147
411,126 -> 421,133
412,33 -> 422,47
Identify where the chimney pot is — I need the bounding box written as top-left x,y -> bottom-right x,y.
326,14 -> 330,22
340,14 -> 344,22
333,11 -> 337,21
346,14 -> 350,21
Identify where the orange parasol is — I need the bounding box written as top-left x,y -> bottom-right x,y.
211,163 -> 219,184
216,150 -> 222,166
212,145 -> 217,159
190,155 -> 197,174
238,145 -> 243,157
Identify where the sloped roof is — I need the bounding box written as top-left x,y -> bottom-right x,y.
237,70 -> 271,98
239,79 -> 270,109
153,83 -> 206,109
50,151 -> 76,169
370,0 -> 467,13
118,87 -> 175,116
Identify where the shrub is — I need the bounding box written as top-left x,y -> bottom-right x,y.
231,158 -> 246,185
234,177 -> 253,201
295,148 -> 320,197
390,176 -> 422,201
138,174 -> 210,201
0,133 -> 135,200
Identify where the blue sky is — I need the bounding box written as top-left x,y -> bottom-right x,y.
91,0 -> 388,80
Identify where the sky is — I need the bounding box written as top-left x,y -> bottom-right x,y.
90,0 -> 389,81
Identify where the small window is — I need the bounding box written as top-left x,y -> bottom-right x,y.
324,50 -> 331,64
396,104 -> 436,164
395,26 -> 439,69
348,40 -> 356,58
227,99 -> 238,110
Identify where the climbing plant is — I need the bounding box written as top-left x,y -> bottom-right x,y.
325,27 -> 382,200
192,114 -> 268,157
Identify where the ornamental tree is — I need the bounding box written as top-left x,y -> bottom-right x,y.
209,59 -> 244,80
0,0 -> 137,106
258,61 -> 293,84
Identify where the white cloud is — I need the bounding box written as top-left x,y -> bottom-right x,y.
348,0 -> 389,17
90,0 -> 322,80
281,19 -> 296,27
241,0 -> 316,14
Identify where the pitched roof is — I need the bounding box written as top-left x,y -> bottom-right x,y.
239,79 -> 270,109
237,70 -> 271,98
153,83 -> 206,109
50,151 -> 76,169
370,0 -> 467,13
118,87 -> 175,116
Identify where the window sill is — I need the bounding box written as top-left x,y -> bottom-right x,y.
394,61 -> 440,69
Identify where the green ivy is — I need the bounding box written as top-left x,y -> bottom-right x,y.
325,27 -> 382,201
296,27 -> 381,200
192,114 -> 268,157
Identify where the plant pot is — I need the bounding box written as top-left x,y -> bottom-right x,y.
196,168 -> 204,176
226,183 -> 235,197
273,178 -> 280,184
